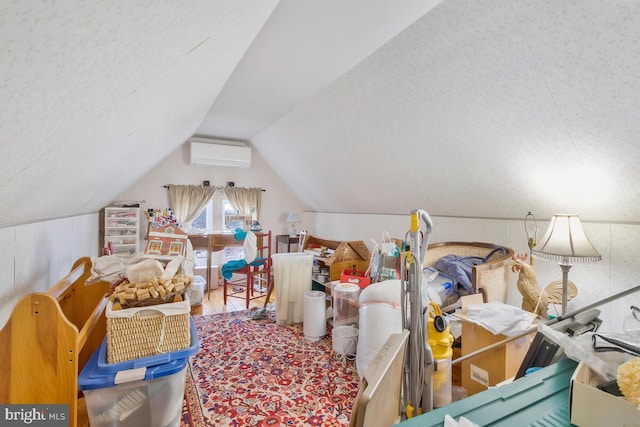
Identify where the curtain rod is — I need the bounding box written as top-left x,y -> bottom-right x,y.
163,185 -> 265,191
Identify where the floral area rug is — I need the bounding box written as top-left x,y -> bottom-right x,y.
180,309 -> 360,426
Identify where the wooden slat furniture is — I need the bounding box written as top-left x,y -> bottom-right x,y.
423,241 -> 515,303
0,257 -> 110,427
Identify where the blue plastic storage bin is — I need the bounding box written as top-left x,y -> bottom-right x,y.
79,345 -> 188,427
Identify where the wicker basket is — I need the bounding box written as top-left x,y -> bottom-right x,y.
106,295 -> 191,364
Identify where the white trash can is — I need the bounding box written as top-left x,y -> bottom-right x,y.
303,291 -> 326,341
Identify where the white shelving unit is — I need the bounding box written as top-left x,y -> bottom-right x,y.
100,206 -> 140,255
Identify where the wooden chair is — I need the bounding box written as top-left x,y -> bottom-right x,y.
297,229 -> 308,252
223,231 -> 272,308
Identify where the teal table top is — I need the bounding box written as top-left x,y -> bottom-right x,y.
396,358 -> 578,427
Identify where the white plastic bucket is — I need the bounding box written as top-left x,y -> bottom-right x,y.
303,291 -> 326,341
332,325 -> 358,357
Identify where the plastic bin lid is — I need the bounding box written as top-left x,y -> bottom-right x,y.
96,316 -> 199,373
78,347 -> 187,391
334,283 -> 360,293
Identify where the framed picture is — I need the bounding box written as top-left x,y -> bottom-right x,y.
168,241 -> 184,256
146,239 -> 163,255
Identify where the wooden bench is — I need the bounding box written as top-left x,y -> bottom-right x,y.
0,257 -> 110,427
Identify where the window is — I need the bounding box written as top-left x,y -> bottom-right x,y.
191,194 -> 245,261
190,193 -> 239,232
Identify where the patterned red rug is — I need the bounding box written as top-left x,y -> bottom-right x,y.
180,310 -> 360,426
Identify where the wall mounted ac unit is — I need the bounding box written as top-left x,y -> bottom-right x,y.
189,138 -> 251,168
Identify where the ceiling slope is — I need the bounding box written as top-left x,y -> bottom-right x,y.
251,0 -> 640,222
197,0 -> 444,140
3,0 -> 640,227
0,0 -> 278,227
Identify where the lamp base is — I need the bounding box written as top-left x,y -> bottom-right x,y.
289,225 -> 297,237
560,264 -> 573,315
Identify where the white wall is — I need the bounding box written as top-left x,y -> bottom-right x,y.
3,151 -> 637,338
306,211 -> 640,333
114,142 -> 306,242
0,142 -> 305,328
0,213 -> 99,328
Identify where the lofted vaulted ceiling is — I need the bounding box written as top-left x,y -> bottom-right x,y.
2,0 -> 640,228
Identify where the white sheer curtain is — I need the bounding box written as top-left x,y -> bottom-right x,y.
167,185 -> 217,226
224,187 -> 262,220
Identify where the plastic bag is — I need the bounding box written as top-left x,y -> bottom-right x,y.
367,232 -> 399,283
380,231 -> 397,255
538,323 -> 632,381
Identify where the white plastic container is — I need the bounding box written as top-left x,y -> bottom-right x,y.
272,253 -> 314,325
333,283 -> 360,328
188,275 -> 205,305
303,291 -> 326,341
332,325 -> 358,357
78,348 -> 187,427
433,357 -> 452,408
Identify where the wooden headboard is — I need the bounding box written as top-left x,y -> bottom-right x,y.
424,242 -> 515,303
0,257 -> 110,427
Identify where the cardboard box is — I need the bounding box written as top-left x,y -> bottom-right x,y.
456,295 -> 532,396
570,361 -> 640,427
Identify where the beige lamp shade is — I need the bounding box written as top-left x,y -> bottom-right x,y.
531,214 -> 601,265
532,213 -> 601,315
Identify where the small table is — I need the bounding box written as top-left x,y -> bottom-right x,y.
276,234 -> 299,253
188,232 -> 243,299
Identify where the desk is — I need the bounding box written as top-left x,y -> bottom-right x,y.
188,232 -> 242,299
276,234 -> 299,253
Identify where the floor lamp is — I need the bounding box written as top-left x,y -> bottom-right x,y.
531,214 -> 602,314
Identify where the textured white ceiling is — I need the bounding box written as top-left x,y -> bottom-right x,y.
251,0 -> 640,222
2,0 -> 640,227
197,0 -> 444,139
0,0 -> 278,226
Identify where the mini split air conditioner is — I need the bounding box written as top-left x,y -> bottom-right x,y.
189,138 -> 251,168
